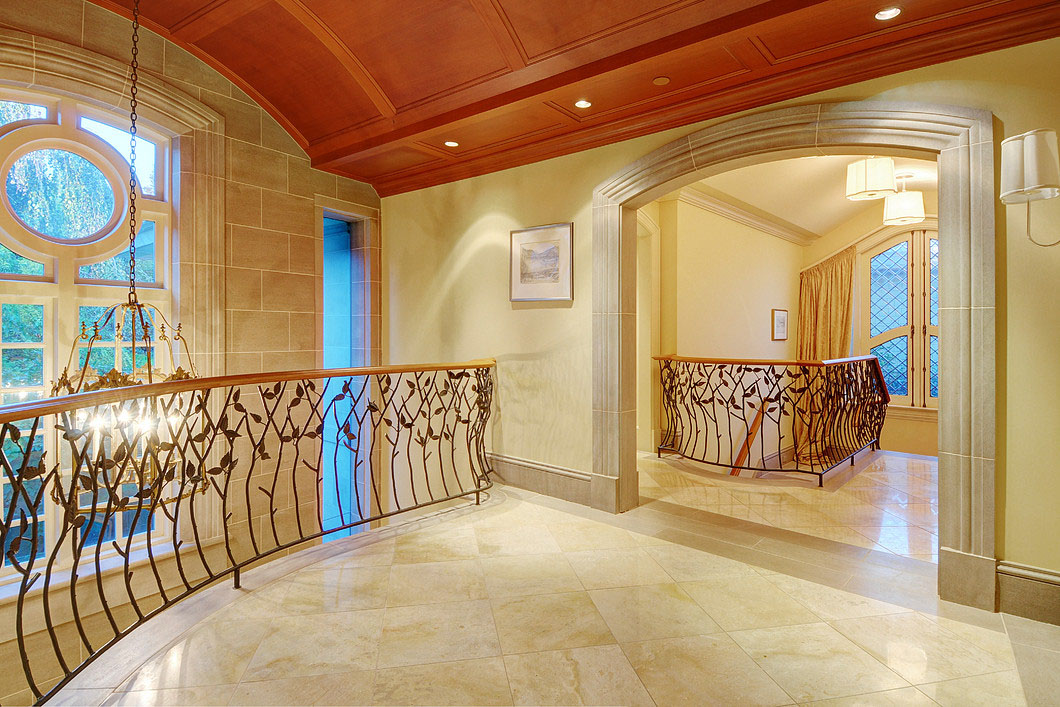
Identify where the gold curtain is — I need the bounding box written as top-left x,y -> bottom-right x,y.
794,246 -> 856,463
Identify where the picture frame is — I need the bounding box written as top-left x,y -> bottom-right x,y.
509,222 -> 573,302
771,308 -> 788,341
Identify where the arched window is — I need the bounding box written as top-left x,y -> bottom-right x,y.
0,89 -> 174,568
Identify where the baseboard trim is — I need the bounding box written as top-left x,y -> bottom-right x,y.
997,561 -> 1060,625
938,547 -> 997,611
488,453 -> 591,506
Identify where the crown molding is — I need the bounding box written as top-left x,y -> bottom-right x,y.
662,186 -> 817,246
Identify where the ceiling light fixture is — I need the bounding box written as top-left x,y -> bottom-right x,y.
846,156 -> 897,200
883,171 -> 925,225
652,77 -> 671,86
574,100 -> 592,109
444,140 -> 459,147
874,7 -> 901,20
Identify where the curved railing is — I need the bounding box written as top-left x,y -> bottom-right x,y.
657,355 -> 888,486
0,359 -> 495,704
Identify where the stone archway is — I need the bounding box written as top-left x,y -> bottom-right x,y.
591,101 -> 996,609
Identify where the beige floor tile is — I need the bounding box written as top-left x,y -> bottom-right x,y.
794,526 -> 887,551
681,575 -> 821,631
622,633 -> 792,706
480,553 -> 583,598
392,524 -> 479,564
763,574 -> 909,621
316,537 -> 396,568
643,470 -> 714,488
851,526 -> 938,557
817,503 -> 909,527
729,622 -> 909,702
49,688 -> 113,707
376,600 -> 500,669
475,522 -> 562,556
916,669 -> 1027,706
102,686 -> 235,706
643,542 -> 759,581
242,610 -> 384,681
751,503 -> 838,528
371,657 -> 513,706
547,520 -> 639,551
503,645 -> 653,706
836,486 -> 919,507
876,503 -> 939,529
204,583 -> 292,623
830,612 -> 1016,684
491,591 -> 615,654
664,485 -> 739,508
120,619 -> 269,690
229,671 -> 375,706
920,613 -> 1019,666
282,566 -> 390,613
589,583 -> 721,642
629,530 -> 669,546
564,548 -> 673,589
386,560 -> 486,607
804,686 -> 936,705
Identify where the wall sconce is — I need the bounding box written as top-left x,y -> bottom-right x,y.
846,156 -> 897,200
1001,128 -> 1060,246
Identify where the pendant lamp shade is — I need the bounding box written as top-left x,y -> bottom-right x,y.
883,190 -> 926,225
1001,129 -> 1060,204
846,157 -> 897,200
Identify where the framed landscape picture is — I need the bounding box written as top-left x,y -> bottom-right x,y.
510,223 -> 573,302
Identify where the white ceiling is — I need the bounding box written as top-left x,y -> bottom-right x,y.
698,155 -> 937,238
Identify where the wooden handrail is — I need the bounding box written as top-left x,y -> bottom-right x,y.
0,358 -> 497,424
653,354 -> 879,367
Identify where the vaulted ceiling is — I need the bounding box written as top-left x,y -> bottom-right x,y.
90,0 -> 1060,196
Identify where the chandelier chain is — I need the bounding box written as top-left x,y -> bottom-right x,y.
128,0 -> 140,304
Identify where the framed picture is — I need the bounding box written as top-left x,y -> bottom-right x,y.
771,309 -> 788,341
510,222 -> 573,302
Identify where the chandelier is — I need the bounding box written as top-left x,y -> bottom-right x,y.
52,0 -> 196,396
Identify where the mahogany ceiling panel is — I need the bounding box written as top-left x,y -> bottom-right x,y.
193,0 -> 382,142
307,0 -> 512,110
339,146 -> 444,181
420,103 -> 567,155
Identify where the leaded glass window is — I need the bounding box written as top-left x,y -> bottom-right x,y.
869,241 -> 908,337
871,336 -> 908,397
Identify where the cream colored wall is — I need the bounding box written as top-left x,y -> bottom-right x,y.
384,37 -> 1060,570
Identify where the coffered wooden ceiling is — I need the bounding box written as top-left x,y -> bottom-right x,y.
91,0 -> 1060,196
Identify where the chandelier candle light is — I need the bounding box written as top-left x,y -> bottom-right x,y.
53,0 -> 196,396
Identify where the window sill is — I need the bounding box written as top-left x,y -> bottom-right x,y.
887,404 -> 938,423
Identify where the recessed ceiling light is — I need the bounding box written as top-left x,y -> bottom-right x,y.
443,140 -> 459,147
652,76 -> 671,86
874,6 -> 901,20
574,99 -> 592,109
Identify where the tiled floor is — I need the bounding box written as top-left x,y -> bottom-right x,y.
641,450 -> 940,562
54,484 -> 1058,707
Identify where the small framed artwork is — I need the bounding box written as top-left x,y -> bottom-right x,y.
510,223 -> 573,302
771,309 -> 788,341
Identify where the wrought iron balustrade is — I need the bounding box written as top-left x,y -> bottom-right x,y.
657,355 -> 889,486
0,359 -> 495,705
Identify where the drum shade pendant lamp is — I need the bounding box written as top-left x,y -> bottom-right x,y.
846,156 -> 897,200
1001,129 -> 1060,246
883,173 -> 925,226
52,0 -> 196,395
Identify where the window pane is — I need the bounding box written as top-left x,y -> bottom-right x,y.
2,391 -> 41,406
5,149 -> 115,240
122,346 -> 155,372
79,117 -> 157,197
1,304 -> 44,343
79,305 -> 117,340
930,238 -> 939,327
869,241 -> 908,337
3,520 -> 45,565
120,307 -> 155,342
930,334 -> 939,398
78,515 -> 115,546
4,479 -> 43,518
78,346 -> 116,375
79,220 -> 156,282
0,101 -> 46,128
0,243 -> 45,277
871,336 -> 908,397
1,348 -> 43,387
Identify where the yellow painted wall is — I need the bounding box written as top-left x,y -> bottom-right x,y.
382,37 -> 1060,571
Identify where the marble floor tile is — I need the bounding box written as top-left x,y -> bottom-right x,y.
546,519 -> 639,551
564,547 -> 673,589
729,622 -> 909,702
480,553 -> 583,598
875,503 -> 940,528
916,669 -> 1027,706
589,583 -> 721,642
203,583 -> 292,623
642,542 -> 759,581
817,503 -> 909,527
386,559 -> 486,607
474,522 -> 562,556
242,610 -> 384,681
851,526 -> 938,556
102,685 -> 235,706
1009,641 -> 1060,706
802,686 -> 935,705
229,671 -> 375,706
376,599 -> 500,669
370,657 -> 513,706
282,566 -> 390,613
47,688 -> 113,707
392,524 -> 479,564
763,574 -> 909,621
830,612 -> 1016,684
621,633 -> 792,706
664,485 -> 739,508
316,537 -> 396,568
681,575 -> 820,631
503,645 -> 653,706
491,591 -> 615,654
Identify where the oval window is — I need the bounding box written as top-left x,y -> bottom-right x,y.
5,149 -> 116,241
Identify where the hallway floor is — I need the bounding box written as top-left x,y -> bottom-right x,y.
55,485 -> 1056,707
641,450 -> 939,562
